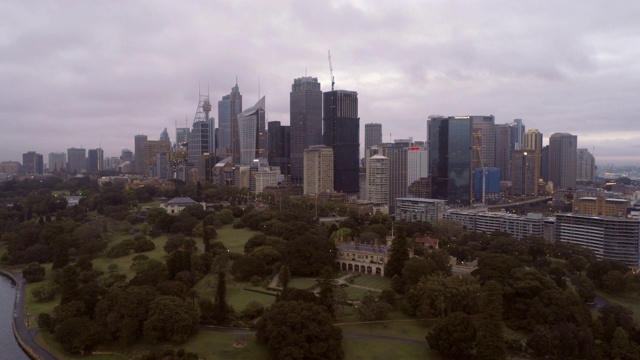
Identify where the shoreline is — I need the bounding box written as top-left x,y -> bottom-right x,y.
0,268 -> 55,360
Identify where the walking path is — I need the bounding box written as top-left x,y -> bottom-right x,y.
1,269 -> 57,360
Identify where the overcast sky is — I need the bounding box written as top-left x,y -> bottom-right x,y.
2,1 -> 640,166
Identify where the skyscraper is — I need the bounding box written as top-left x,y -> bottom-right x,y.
428,116 -> 473,206
366,154 -> 389,206
304,145 -> 334,195
549,133 -> 578,189
48,152 -> 66,172
87,148 -> 104,173
511,118 -> 525,150
237,97 -> 266,166
471,116 -> 496,169
323,90 -> 359,194
67,147 -> 87,174
134,135 -> 148,174
217,82 -> 242,160
160,128 -> 170,142
382,139 -> 410,213
267,121 -> 290,178
188,94 -> 216,181
290,77 -> 322,183
577,148 -> 596,182
511,149 -> 540,196
523,129 -> 543,151
494,124 -> 512,181
22,151 -> 43,175
407,143 -> 429,187
365,123 -> 383,151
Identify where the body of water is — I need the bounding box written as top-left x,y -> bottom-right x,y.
0,274 -> 29,360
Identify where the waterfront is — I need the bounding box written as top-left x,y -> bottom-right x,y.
0,274 -> 29,359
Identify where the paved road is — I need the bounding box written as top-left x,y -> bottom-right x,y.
10,270 -> 58,360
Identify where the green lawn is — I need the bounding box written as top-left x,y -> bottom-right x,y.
215,226 -> 260,254
194,273 -> 276,311
288,277 -> 317,290
345,286 -> 379,300
92,235 -> 169,280
181,330 -> 267,359
596,291 -> 640,322
351,275 -> 391,290
343,337 -> 438,360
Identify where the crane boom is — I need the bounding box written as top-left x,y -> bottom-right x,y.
328,50 -> 335,91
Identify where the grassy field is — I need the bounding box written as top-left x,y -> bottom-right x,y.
342,337 -> 438,360
597,291 -> 640,322
345,286 -> 379,300
92,235 -> 169,280
215,226 -> 260,254
194,273 -> 276,311
351,274 -> 391,290
287,276 -> 317,290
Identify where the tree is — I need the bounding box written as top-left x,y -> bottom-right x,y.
143,296 -> 199,343
385,235 -> 410,278
285,235 -> 336,276
357,293 -> 392,321
32,283 -> 57,302
278,264 -> 291,290
610,326 -> 640,360
427,312 -> 476,359
256,300 -> 343,360
475,281 -> 506,360
231,255 -> 268,281
211,271 -> 232,325
22,262 -> 46,283
54,316 -> 104,354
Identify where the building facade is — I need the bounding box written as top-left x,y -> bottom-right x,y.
336,242 -> 388,276
237,97 -> 266,166
577,148 -> 596,182
364,123 -> 383,151
428,116 -> 473,206
303,145 -> 334,195
67,147 -> 87,174
48,152 -> 66,172
523,129 -> 543,152
365,154 -> 389,206
511,149 -> 540,197
267,121 -> 291,178
217,82 -> 242,160
22,151 -> 44,175
555,214 -> 640,268
395,198 -> 447,223
323,90 -> 359,194
573,196 -> 628,217
290,77 -> 322,183
549,132 -> 577,190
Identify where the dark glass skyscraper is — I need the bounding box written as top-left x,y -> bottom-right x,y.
290,77 -> 322,183
268,121 -> 290,178
323,90 -> 359,194
217,82 -> 242,160
428,116 -> 473,206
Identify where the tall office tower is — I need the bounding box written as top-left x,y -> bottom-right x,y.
523,129 -> 543,151
323,90 -> 359,194
143,140 -> 172,177
121,149 -> 133,162
364,123 -> 383,150
237,97 -> 266,166
160,128 -> 170,142
134,134 -> 148,174
549,133 -> 578,190
407,143 -> 429,187
188,94 -> 216,181
511,118 -> 525,150
48,152 -> 66,172
217,82 -> 242,159
175,127 -> 190,147
87,148 -> 104,173
67,147 -> 87,174
428,116 -> 473,206
540,145 -> 550,182
511,149 -> 540,196
471,116 -> 496,170
303,145 -> 334,195
494,124 -> 512,181
381,139 -> 410,213
290,77 -> 322,183
267,121 -> 291,178
22,151 -> 43,175
577,148 -> 596,182
366,154 -> 389,206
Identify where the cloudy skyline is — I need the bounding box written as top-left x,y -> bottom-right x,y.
2,1 -> 640,166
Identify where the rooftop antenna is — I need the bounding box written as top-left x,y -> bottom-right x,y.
328,50 -> 335,91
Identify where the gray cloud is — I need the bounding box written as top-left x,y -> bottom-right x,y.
1,0 -> 640,165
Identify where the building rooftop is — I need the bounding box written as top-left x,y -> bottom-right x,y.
166,197 -> 197,206
337,243 -> 389,255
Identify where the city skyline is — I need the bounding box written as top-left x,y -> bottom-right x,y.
1,1 -> 640,165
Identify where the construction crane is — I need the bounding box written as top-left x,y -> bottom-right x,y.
328,50 -> 335,91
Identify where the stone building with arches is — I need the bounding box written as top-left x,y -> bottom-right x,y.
335,242 -> 389,276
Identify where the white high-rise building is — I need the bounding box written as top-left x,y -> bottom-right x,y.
366,154 -> 389,206
407,144 -> 429,187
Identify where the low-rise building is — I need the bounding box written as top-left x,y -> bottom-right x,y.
161,197 -> 204,214
444,210 -> 548,240
395,198 -> 447,223
573,196 -> 628,217
336,242 -> 388,276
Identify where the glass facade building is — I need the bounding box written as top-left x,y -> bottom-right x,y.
428,116 -> 473,206
323,90 -> 359,194
290,77 -> 322,183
